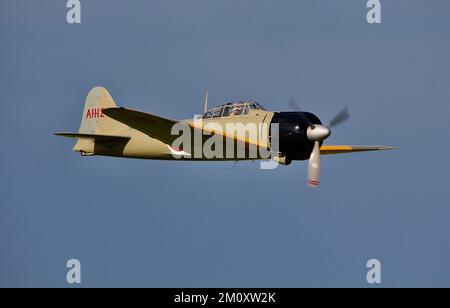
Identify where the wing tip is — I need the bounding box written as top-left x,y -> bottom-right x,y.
377,146 -> 398,151
54,132 -> 72,138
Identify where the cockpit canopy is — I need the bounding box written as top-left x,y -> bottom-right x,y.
202,100 -> 265,119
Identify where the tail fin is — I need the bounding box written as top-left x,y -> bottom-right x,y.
69,87 -> 128,154
79,87 -> 126,134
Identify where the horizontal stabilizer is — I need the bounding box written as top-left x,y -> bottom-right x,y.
54,132 -> 130,143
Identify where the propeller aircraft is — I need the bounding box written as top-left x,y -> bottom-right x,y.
56,87 -> 395,187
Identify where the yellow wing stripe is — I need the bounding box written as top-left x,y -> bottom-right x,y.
190,123 -> 269,149
320,145 -> 397,155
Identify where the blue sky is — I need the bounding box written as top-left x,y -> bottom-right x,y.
1,0 -> 450,287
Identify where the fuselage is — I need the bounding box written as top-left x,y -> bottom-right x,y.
76,109 -> 320,163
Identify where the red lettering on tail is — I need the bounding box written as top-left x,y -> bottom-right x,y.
86,108 -> 104,119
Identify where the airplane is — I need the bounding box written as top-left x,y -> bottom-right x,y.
55,87 -> 396,188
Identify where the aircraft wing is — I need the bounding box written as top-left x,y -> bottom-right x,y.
320,145 -> 397,155
103,107 -> 185,145
103,107 -> 268,149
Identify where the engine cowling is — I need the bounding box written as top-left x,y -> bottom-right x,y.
270,112 -> 322,161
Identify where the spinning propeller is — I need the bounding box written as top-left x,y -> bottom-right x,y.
306,107 -> 349,188
287,98 -> 350,188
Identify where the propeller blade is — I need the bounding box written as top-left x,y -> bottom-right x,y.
308,141 -> 321,188
328,107 -> 349,128
305,107 -> 348,187
288,97 -> 315,127
288,97 -> 301,111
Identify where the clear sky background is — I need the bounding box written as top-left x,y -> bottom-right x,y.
1,0 -> 450,287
